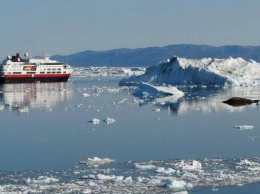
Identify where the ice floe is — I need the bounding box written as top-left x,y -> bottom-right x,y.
181,160 -> 202,171
233,125 -> 254,130
237,159 -> 259,167
152,108 -> 160,112
79,157 -> 115,167
18,107 -> 29,113
82,93 -> 90,97
134,163 -> 157,170
155,167 -> 176,174
88,118 -> 116,125
103,117 -> 116,124
88,118 -> 100,125
0,104 -> 4,110
161,179 -> 193,190
25,176 -> 59,184
133,82 -> 184,98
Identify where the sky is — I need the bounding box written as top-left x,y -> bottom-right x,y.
0,0 -> 260,58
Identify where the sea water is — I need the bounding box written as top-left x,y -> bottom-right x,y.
0,74 -> 260,193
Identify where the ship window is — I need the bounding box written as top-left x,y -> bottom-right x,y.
13,72 -> 21,74
40,72 -> 45,74
57,71 -> 61,73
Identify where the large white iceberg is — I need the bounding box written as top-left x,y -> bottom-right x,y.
119,56 -> 260,87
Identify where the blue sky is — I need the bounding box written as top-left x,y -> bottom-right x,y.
0,0 -> 260,58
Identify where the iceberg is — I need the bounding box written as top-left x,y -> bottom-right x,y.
119,56 -> 260,87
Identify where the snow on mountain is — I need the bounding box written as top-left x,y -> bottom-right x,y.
119,56 -> 260,87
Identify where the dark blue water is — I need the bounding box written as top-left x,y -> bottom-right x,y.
0,75 -> 259,193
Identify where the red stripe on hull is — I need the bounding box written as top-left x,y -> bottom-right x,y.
34,74 -> 70,78
0,74 -> 71,83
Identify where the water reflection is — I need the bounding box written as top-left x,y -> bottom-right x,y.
138,86 -> 260,115
0,82 -> 73,111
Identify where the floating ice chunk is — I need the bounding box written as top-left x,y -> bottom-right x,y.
124,176 -> 133,182
89,118 -> 100,125
233,125 -> 254,130
136,176 -> 144,183
82,174 -> 117,180
96,174 -> 116,180
76,104 -> 83,107
82,93 -> 90,97
172,191 -> 188,194
115,176 -> 124,181
182,160 -> 202,171
81,174 -> 124,181
161,179 -> 193,190
82,189 -> 92,194
248,166 -> 260,171
18,107 -> 29,113
88,181 -> 97,187
134,82 -> 184,98
153,108 -> 160,112
25,176 -> 59,184
155,95 -> 181,104
116,98 -> 128,104
156,167 -> 176,174
134,164 -> 156,170
0,105 -> 4,110
80,157 -> 114,166
103,117 -> 116,124
237,159 -> 258,167
12,104 -> 19,110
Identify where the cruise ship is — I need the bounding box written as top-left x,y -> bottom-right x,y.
0,53 -> 73,83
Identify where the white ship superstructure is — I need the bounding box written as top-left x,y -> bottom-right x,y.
0,53 -> 73,83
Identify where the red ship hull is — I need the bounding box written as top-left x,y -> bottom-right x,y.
0,73 -> 71,83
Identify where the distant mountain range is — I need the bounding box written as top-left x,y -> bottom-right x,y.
53,44 -> 260,67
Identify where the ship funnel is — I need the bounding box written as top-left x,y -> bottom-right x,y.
24,53 -> 29,59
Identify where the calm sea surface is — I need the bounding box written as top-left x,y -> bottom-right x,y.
0,75 -> 260,193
